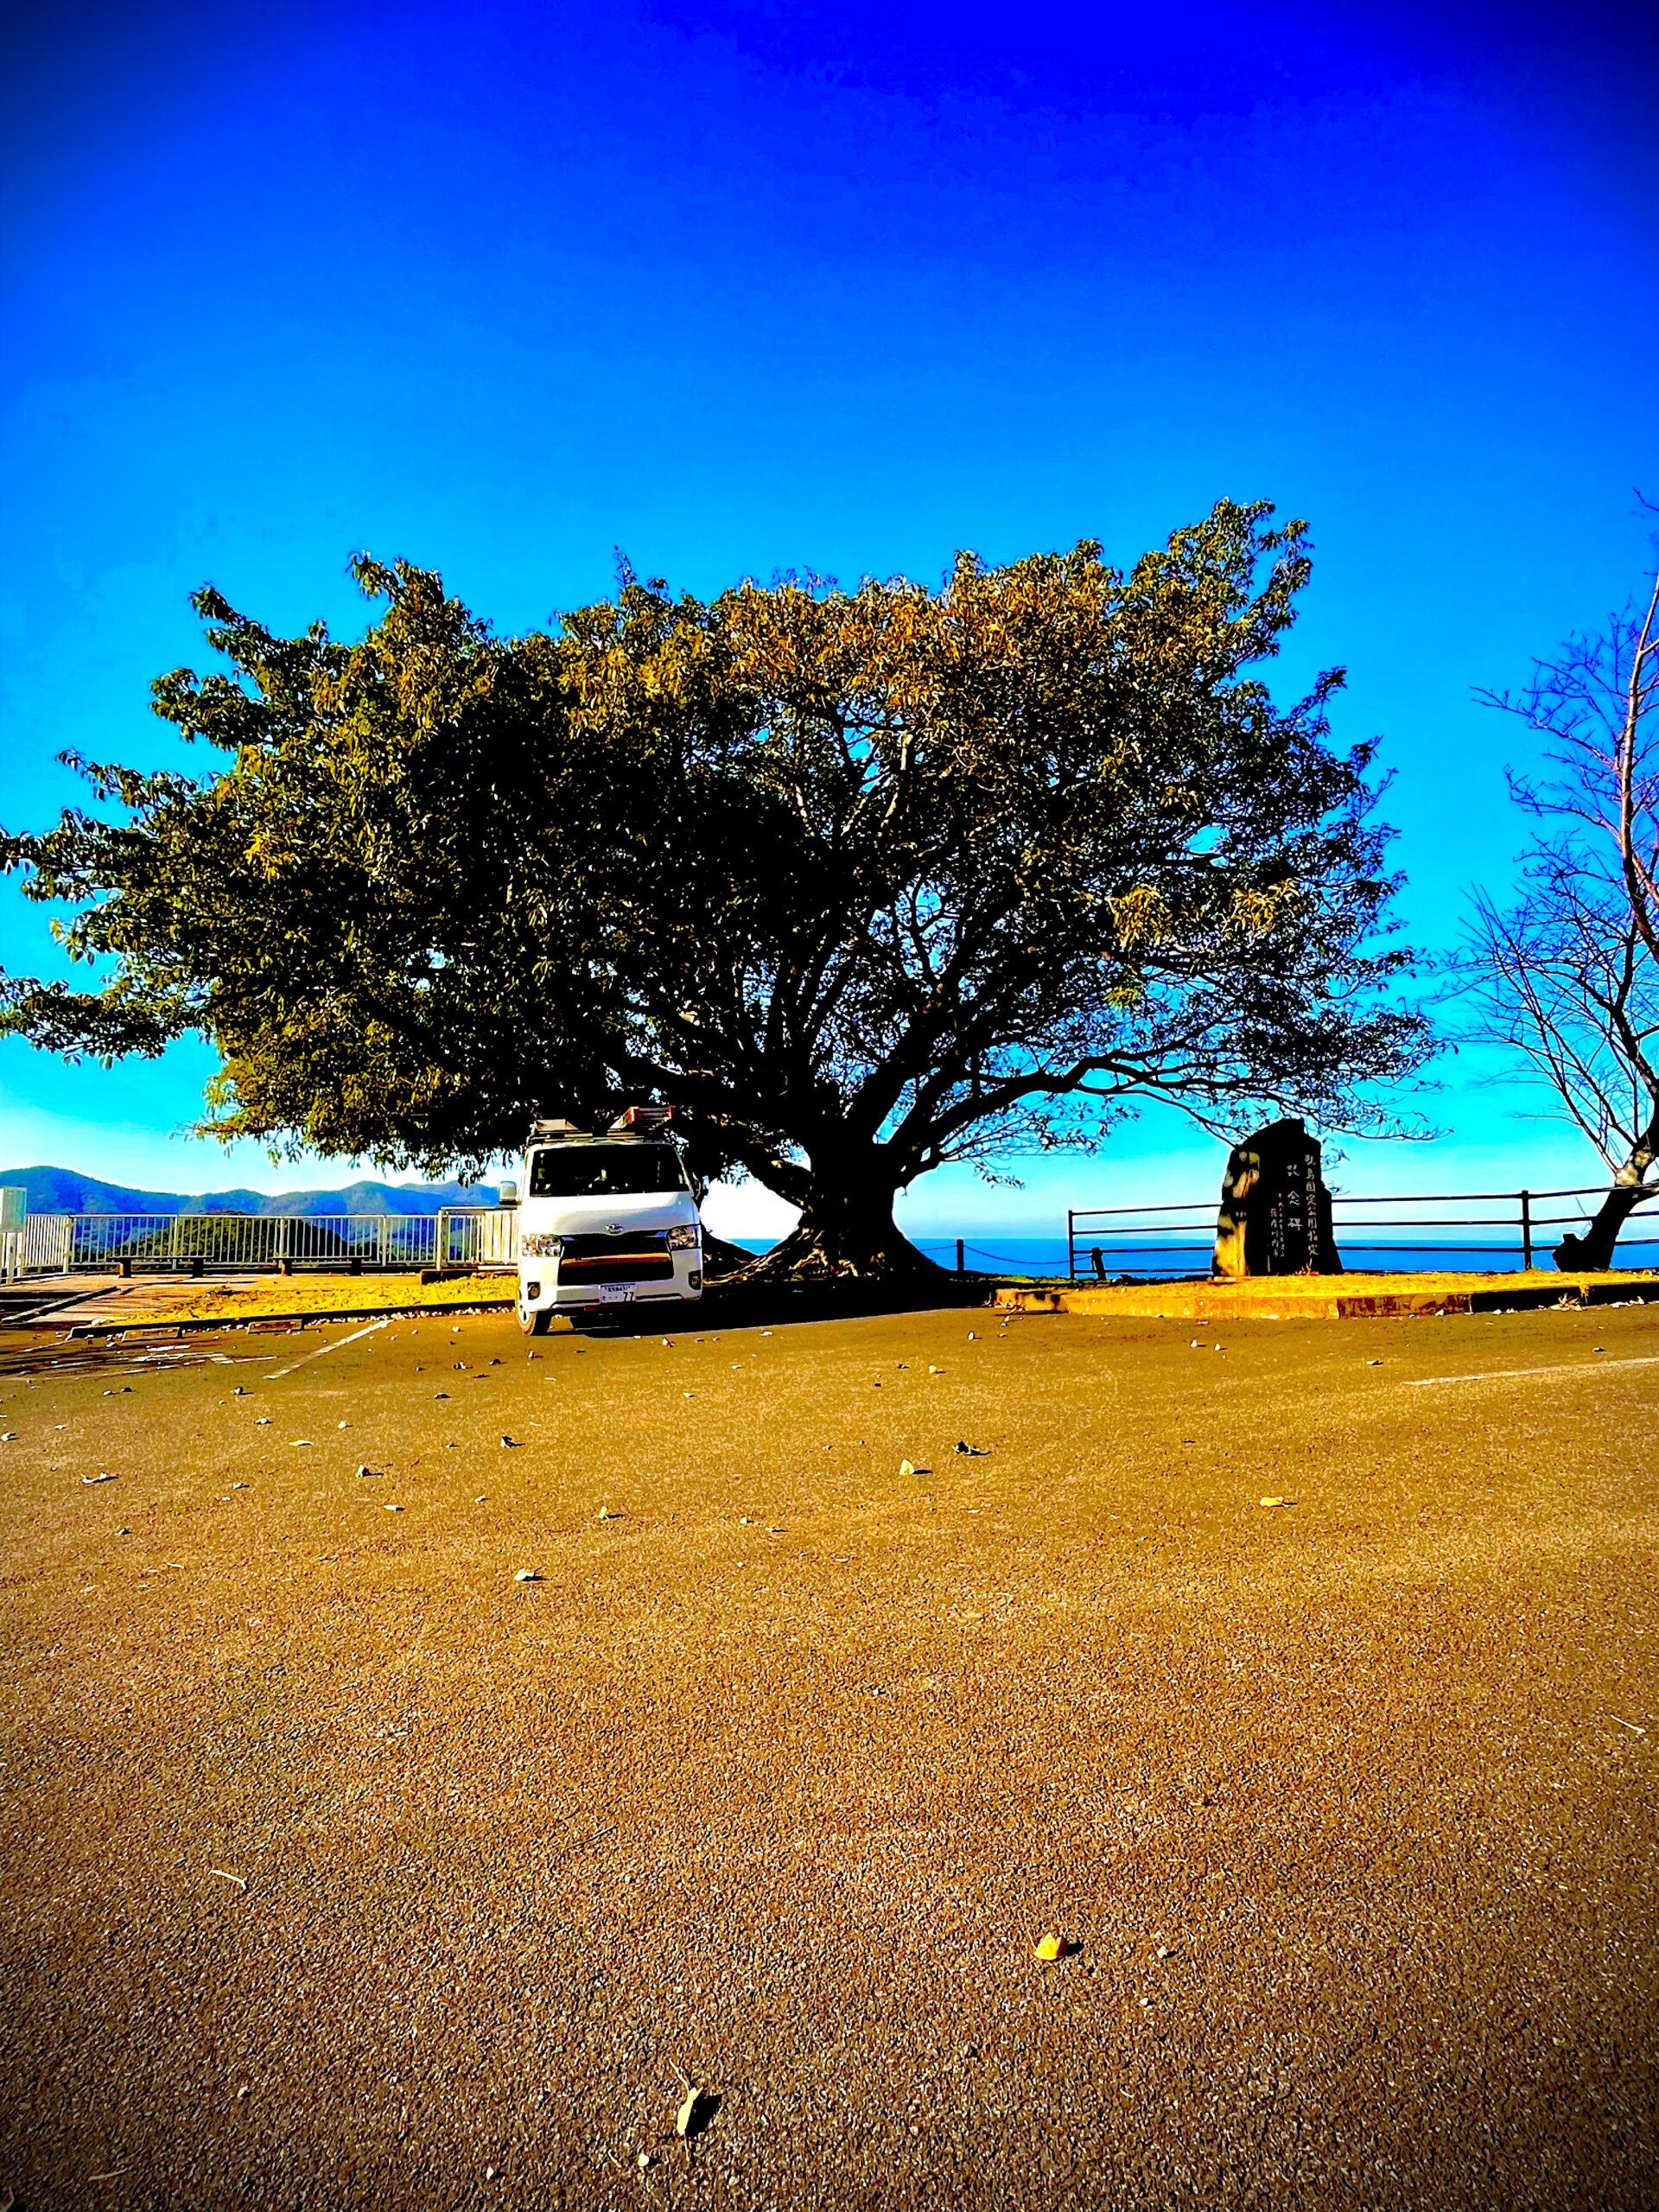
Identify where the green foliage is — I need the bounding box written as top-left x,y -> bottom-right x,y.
2,501 -> 1428,1264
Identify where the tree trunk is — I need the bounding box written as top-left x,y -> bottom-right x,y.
1553,1166 -> 1656,1271
739,1160 -> 942,1281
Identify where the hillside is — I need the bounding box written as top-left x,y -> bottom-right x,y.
0,1166 -> 499,1217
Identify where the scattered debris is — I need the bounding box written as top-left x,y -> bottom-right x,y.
513,1568 -> 543,1582
597,1505 -> 623,1520
499,1434 -> 521,1448
899,1459 -> 915,1478
1033,1932 -> 1075,1961
234,1385 -> 248,1396
83,1471 -> 118,1484
0,1432 -> 16,1441
954,1440 -> 988,1455
435,1391 -> 449,1400
1258,1496 -> 1291,1509
255,1417 -> 271,1426
383,1503 -> 404,1512
354,1465 -> 383,1478
1609,1715 -> 1648,1735
676,2084 -> 717,2139
289,1440 -> 313,1448
209,1868 -> 247,1891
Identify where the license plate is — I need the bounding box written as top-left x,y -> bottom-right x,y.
598,1284 -> 633,1304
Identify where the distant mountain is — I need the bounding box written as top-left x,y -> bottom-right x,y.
0,1166 -> 499,1217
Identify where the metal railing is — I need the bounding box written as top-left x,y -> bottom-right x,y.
435,1206 -> 518,1270
1,1214 -> 74,1281
9,1211 -> 442,1275
1066,1185 -> 1659,1281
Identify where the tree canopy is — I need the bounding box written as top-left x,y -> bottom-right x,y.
2,499 -> 1428,1273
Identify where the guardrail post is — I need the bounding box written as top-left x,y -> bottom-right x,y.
955,1237 -> 965,1275
1066,1210 -> 1075,1280
1520,1190 -> 1533,1271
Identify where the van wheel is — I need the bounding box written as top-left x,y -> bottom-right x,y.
518,1302 -> 552,1336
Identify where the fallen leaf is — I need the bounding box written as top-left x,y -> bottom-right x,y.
1258,1496 -> 1291,1509
513,1568 -> 542,1582
899,1459 -> 915,1478
1033,1932 -> 1074,1961
82,1471 -> 118,1484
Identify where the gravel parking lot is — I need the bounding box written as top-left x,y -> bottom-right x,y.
3,1298 -> 1656,2209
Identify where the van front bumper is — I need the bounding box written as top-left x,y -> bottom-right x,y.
518,1259 -> 702,1310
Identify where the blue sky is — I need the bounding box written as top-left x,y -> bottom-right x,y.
3,0 -> 1656,1236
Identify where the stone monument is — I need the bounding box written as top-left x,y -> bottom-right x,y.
1213,1118 -> 1342,1278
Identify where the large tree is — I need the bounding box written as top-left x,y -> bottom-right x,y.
2,500 -> 1427,1274
1461,533 -> 1659,1269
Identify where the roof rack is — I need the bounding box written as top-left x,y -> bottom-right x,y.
607,1105 -> 674,1134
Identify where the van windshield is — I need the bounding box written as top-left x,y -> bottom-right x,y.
526,1143 -> 689,1199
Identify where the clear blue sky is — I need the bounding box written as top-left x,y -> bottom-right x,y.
3,0 -> 1656,1235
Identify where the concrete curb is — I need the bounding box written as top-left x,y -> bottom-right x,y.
995,1272 -> 1659,1321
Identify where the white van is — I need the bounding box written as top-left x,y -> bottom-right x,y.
515,1109 -> 702,1334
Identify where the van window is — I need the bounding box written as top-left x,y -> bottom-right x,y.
527,1143 -> 689,1198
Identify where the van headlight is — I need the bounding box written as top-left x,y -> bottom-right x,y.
522,1233 -> 564,1258
666,1224 -> 700,1250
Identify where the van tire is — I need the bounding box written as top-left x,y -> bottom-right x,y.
518,1303 -> 552,1336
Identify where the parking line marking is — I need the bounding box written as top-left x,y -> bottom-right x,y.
1405,1356 -> 1659,1389
267,1318 -> 390,1378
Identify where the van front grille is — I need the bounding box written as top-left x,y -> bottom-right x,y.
557,1231 -> 673,1283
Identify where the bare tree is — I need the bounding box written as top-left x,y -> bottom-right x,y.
1463,523 -> 1659,1268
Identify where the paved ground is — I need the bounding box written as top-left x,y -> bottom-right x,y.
2,1299 -> 1656,2210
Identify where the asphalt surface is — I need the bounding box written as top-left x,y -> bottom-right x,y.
2,1299 -> 1656,2210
